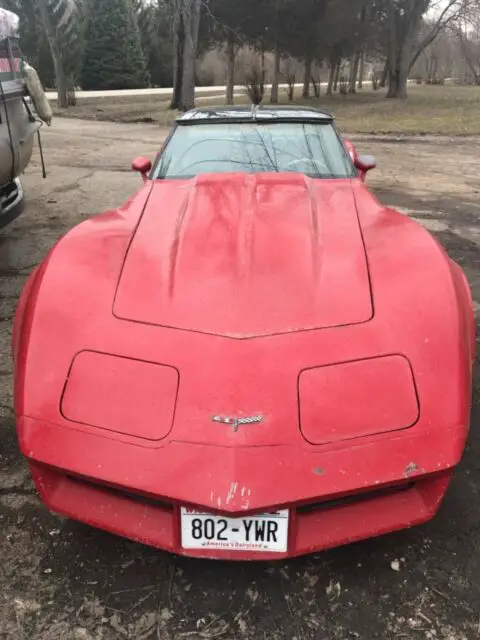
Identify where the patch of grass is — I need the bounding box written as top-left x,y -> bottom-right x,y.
51,84 -> 480,136
301,84 -> 480,136
52,94 -> 174,124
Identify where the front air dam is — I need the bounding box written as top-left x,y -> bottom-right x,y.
299,355 -> 419,445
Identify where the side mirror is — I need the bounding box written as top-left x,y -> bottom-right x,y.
354,154 -> 376,181
132,156 -> 152,181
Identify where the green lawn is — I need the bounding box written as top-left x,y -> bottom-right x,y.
52,84 -> 480,136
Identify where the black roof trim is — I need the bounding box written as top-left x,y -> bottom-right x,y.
176,104 -> 334,125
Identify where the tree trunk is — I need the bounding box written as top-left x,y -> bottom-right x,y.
303,54 -> 312,98
270,1 -> 281,104
225,33 -> 235,105
333,59 -> 341,92
36,0 -> 71,108
179,0 -> 201,112
53,70 -> 71,110
379,57 -> 389,88
57,77 -> 76,108
170,0 -> 185,109
348,52 -> 360,93
386,69 -> 397,97
458,33 -> 480,87
327,52 -> 336,95
358,53 -> 364,89
356,5 -> 367,91
270,41 -> 281,103
384,0 -> 426,100
260,48 -> 266,93
327,64 -> 335,95
387,29 -> 412,99
427,54 -> 439,84
386,50 -> 410,98
286,75 -> 295,100
386,66 -> 408,99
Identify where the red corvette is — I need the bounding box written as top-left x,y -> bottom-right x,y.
13,106 -> 475,560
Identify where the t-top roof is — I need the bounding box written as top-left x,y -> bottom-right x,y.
176,104 -> 334,125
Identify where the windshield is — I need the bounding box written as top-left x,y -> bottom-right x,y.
152,122 -> 356,180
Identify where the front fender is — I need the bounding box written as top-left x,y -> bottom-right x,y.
12,264 -> 40,362
449,258 -> 476,369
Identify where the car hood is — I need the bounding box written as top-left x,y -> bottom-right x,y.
113,173 -> 372,338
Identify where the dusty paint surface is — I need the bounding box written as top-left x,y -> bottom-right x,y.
1,120 -> 480,639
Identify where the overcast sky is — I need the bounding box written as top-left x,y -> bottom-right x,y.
427,0 -> 457,18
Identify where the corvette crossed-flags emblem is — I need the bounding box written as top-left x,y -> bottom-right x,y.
211,415 -> 264,433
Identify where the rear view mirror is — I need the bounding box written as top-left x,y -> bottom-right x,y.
132,157 -> 152,181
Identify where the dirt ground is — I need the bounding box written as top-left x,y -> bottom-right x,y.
1,119 -> 480,640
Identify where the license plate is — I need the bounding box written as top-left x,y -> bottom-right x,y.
180,508 -> 289,553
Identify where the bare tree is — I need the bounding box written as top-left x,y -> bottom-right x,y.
225,32 -> 236,104
269,0 -> 281,103
379,56 -> 389,87
454,4 -> 480,84
311,70 -> 321,97
348,51 -> 361,92
270,41 -> 281,102
358,52 -> 365,88
282,57 -> 297,100
334,58 -> 341,91
244,56 -> 265,104
203,0 -> 265,105
170,0 -> 185,109
200,0 -> 475,104
178,0 -> 201,111
386,0 -> 465,98
348,3 -> 367,93
35,0 -> 82,107
302,53 -> 312,97
457,30 -> 480,83
326,51 -> 336,95
415,28 -> 454,83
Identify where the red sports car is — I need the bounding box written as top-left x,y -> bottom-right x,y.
13,106 -> 475,560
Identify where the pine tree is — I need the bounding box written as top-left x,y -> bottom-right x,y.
81,0 -> 149,91
133,0 -> 174,87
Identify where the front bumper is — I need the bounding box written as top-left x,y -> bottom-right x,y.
20,414 -> 462,560
29,461 -> 451,560
0,178 -> 24,230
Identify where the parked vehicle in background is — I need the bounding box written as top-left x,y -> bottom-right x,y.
0,8 -> 51,230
